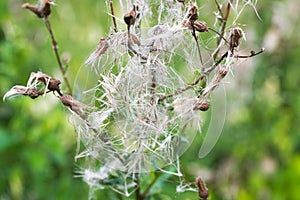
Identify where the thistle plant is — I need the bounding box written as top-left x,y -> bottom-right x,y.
4,0 -> 264,199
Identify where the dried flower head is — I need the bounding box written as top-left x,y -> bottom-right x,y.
183,20 -> 209,32
229,27 -> 245,50
194,99 -> 210,111
187,2 -> 199,22
59,94 -> 86,118
4,71 -> 64,102
3,86 -> 44,100
22,0 -> 55,18
196,176 -> 209,200
124,5 -> 137,28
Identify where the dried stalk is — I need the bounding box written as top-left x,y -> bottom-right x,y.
44,17 -> 72,94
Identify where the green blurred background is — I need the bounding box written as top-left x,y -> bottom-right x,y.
1,0 -> 300,199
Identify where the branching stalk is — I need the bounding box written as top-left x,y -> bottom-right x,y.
213,0 -> 233,60
159,75 -> 206,101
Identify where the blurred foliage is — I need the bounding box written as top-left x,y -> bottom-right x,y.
1,0 -> 300,199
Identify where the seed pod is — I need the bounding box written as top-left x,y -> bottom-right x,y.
48,78 -> 62,95
187,2 -> 198,22
196,176 -> 209,200
193,21 -> 208,32
194,99 -> 210,111
59,94 -> 86,118
124,5 -> 137,27
22,0 -> 54,18
229,27 -> 244,50
218,66 -> 228,79
183,20 -> 208,32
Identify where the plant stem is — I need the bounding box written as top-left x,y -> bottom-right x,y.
235,48 -> 265,58
158,75 -> 206,101
213,0 -> 233,60
205,51 -> 228,74
139,172 -> 162,200
191,22 -> 204,72
135,177 -> 141,200
214,0 -> 224,19
110,0 -> 118,33
44,16 -> 72,94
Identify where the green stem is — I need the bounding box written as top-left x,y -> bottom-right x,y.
140,172 -> 162,199
135,177 -> 141,200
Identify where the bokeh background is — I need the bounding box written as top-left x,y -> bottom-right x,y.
1,0 -> 300,199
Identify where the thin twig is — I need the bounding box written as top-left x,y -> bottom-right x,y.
191,22 -> 204,72
235,48 -> 265,58
44,17 -> 72,94
208,27 -> 228,44
110,0 -> 118,33
214,0 -> 224,19
158,75 -> 206,101
205,48 -> 265,74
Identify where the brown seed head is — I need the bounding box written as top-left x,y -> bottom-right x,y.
59,94 -> 86,118
124,5 -> 137,27
183,20 -> 208,32
218,66 -> 228,79
230,27 -> 244,50
48,78 -> 62,95
22,0 -> 54,18
196,176 -> 209,200
193,21 -> 208,32
194,99 -> 210,111
187,2 -> 199,22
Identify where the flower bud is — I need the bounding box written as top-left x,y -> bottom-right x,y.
124,5 -> 137,27
48,78 -> 62,95
196,176 -> 209,200
194,99 -> 210,111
